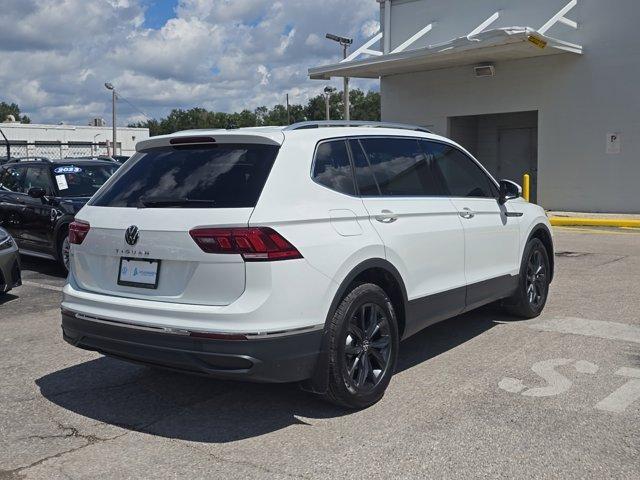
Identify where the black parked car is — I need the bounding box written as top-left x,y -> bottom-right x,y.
0,157 -> 119,271
98,154 -> 130,164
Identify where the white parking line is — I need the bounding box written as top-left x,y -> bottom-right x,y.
530,317 -> 640,344
20,280 -> 63,292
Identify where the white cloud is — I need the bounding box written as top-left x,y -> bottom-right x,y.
0,0 -> 380,126
257,65 -> 270,86
361,19 -> 381,38
305,33 -> 321,47
276,28 -> 296,56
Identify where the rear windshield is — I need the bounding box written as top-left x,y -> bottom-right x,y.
91,144 -> 279,208
51,164 -> 118,197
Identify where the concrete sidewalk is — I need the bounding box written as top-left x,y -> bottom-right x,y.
547,211 -> 640,228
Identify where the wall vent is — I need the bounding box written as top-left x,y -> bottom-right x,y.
474,64 -> 495,77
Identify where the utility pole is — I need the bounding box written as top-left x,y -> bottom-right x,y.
326,33 -> 353,121
286,93 -> 291,125
104,82 -> 117,156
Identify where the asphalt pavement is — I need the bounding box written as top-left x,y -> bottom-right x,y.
1,226 -> 639,479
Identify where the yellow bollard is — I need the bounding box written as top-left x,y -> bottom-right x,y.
522,173 -> 530,202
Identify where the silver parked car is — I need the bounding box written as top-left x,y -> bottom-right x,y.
0,227 -> 21,294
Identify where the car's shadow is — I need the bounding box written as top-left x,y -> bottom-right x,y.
36,305 -> 516,443
0,292 -> 19,305
19,255 -> 67,278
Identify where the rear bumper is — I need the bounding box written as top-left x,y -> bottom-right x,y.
61,310 -> 323,383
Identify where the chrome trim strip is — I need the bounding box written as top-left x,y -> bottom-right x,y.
64,309 -> 324,339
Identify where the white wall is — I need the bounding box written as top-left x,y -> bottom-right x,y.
0,123 -> 149,157
381,0 -> 640,213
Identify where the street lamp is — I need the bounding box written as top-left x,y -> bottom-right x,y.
323,86 -> 335,121
104,82 -> 117,156
93,133 -> 102,156
325,33 -> 353,121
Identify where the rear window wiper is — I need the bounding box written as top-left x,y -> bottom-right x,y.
139,197 -> 217,208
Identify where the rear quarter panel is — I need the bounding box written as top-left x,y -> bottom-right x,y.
249,136 -> 386,312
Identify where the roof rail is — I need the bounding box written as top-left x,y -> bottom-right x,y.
6,156 -> 52,164
284,120 -> 432,133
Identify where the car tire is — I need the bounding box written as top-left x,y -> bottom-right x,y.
57,228 -> 70,273
322,283 -> 399,409
504,238 -> 551,319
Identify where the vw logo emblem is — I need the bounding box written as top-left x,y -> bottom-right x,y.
125,225 -> 139,246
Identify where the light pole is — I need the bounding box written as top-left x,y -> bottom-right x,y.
325,33 -> 353,121
104,82 -> 116,156
93,133 -> 102,156
0,127 -> 9,159
323,86 -> 334,120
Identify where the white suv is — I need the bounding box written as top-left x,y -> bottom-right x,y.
61,121 -> 553,408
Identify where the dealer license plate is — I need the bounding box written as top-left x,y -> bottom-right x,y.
118,258 -> 160,289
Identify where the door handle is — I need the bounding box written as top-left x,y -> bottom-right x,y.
459,208 -> 475,219
375,210 -> 398,223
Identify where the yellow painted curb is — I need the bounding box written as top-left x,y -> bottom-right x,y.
549,217 -> 640,228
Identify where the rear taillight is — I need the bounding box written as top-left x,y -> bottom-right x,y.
69,221 -> 90,245
189,227 -> 302,261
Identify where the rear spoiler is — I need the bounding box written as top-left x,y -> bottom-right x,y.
136,131 -> 284,152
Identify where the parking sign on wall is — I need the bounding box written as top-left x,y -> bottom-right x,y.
606,133 -> 622,154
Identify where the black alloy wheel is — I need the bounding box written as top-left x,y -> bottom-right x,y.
322,283 -> 399,409
343,302 -> 392,394
505,238 -> 550,318
525,248 -> 547,309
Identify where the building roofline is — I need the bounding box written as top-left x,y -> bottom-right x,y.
0,122 -> 149,132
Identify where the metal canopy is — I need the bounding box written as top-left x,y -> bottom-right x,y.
309,27 -> 582,80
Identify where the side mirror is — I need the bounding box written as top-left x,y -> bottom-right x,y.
28,187 -> 46,199
499,180 -> 521,205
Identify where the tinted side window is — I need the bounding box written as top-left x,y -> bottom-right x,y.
359,137 -> 443,196
348,139 -> 379,196
25,167 -> 52,194
312,140 -> 355,195
424,142 -> 496,198
0,166 -> 26,193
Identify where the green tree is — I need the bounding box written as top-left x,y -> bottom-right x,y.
127,89 -> 381,135
0,101 -> 31,123
305,90 -> 343,121
261,104 -> 289,126
350,90 -> 381,121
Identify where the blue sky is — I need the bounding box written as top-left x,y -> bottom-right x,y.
0,0 -> 380,125
142,0 -> 179,29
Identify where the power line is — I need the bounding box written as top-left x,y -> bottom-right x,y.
117,94 -> 153,121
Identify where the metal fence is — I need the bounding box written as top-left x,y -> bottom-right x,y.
1,142 -> 111,160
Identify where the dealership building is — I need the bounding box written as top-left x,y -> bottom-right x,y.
0,121 -> 149,159
310,0 -> 639,213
